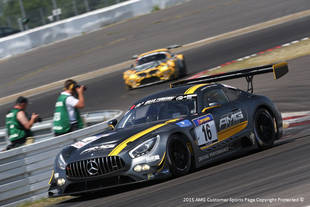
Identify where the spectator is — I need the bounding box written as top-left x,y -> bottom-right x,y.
53,79 -> 85,136
5,96 -> 39,150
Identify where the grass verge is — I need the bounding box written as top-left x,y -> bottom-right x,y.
196,38 -> 310,76
17,196 -> 72,207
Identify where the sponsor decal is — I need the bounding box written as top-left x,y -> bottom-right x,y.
55,101 -> 63,107
6,113 -> 13,118
134,94 -> 197,109
81,143 -> 117,154
146,155 -> 160,163
72,135 -> 101,149
176,120 -> 193,127
219,110 -> 244,130
193,114 -> 213,126
198,147 -> 229,162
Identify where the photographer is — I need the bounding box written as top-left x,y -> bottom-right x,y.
5,96 -> 39,150
53,79 -> 85,136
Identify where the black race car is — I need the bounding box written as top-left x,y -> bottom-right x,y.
48,63 -> 288,197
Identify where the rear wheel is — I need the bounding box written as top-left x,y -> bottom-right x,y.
253,108 -> 276,149
167,135 -> 191,176
176,58 -> 187,78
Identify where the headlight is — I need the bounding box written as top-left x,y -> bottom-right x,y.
129,135 -> 160,158
129,74 -> 137,79
160,65 -> 169,71
57,153 -> 67,170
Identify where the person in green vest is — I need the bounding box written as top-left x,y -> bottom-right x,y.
53,79 -> 85,136
5,96 -> 39,150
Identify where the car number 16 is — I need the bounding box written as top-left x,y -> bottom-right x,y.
194,117 -> 218,146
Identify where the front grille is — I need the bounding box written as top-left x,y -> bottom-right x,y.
64,176 -> 135,194
140,77 -> 160,85
137,73 -> 147,77
66,156 -> 125,178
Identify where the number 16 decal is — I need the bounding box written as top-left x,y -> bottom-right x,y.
193,114 -> 218,146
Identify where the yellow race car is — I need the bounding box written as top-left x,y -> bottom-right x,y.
123,45 -> 187,89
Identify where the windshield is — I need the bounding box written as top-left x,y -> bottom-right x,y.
137,53 -> 167,65
117,95 -> 197,129
134,61 -> 158,72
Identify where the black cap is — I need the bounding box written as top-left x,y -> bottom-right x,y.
16,96 -> 28,104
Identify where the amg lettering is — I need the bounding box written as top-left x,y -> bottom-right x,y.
219,110 -> 244,129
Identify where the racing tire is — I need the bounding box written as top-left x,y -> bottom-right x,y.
253,108 -> 276,149
176,59 -> 187,78
166,135 -> 191,177
125,84 -> 132,90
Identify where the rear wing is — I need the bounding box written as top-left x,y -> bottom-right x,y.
170,62 -> 288,93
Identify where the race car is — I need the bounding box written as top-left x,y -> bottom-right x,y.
123,45 -> 187,89
48,63 -> 288,197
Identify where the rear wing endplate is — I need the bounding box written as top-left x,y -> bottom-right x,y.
170,62 -> 288,93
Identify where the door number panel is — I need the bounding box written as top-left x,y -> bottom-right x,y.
193,114 -> 218,146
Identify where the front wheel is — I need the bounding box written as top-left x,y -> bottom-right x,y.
253,108 -> 276,149
167,135 -> 191,176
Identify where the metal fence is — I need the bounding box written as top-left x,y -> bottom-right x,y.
0,0 -> 128,31
0,110 -> 123,151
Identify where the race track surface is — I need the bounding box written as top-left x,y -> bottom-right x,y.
0,0 -> 310,206
1,14 -> 310,125
53,134 -> 310,207
0,0 -> 310,97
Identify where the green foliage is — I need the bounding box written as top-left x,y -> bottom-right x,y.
152,5 -> 160,12
0,0 -> 129,29
3,0 -> 49,17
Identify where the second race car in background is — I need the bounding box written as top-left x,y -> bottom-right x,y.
123,45 -> 187,89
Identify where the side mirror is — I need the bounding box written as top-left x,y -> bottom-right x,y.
108,119 -> 118,130
209,102 -> 219,107
167,44 -> 182,50
201,103 -> 221,113
132,55 -> 138,60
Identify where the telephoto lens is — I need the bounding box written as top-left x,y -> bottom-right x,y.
76,85 -> 87,91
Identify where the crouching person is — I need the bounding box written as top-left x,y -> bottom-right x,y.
5,96 -> 39,150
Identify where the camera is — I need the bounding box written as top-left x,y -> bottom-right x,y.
36,117 -> 42,123
76,84 -> 87,91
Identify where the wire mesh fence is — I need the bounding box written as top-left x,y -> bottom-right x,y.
0,0 -> 128,32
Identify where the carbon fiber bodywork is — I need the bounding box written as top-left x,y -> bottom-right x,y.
48,83 -> 282,197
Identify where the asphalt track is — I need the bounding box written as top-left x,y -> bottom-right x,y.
2,13 -> 310,125
0,0 -> 310,97
0,0 -> 310,206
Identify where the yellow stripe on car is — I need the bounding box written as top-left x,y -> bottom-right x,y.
109,119 -> 179,156
184,84 -> 208,94
200,121 -> 248,150
158,152 -> 166,166
48,170 -> 54,185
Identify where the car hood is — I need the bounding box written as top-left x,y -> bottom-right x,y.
66,121 -> 171,162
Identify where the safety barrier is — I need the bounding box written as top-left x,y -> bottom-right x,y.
0,0 -> 190,59
0,110 -> 123,151
0,110 -> 123,207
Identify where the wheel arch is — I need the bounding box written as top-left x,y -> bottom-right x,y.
166,131 -> 196,169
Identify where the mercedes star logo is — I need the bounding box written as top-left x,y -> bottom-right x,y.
86,160 -> 99,175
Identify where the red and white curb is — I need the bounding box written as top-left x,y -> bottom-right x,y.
282,111 -> 310,129
189,36 -> 310,80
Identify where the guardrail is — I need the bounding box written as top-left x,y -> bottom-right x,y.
0,110 -> 123,207
0,110 -> 122,151
0,0 -> 190,59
